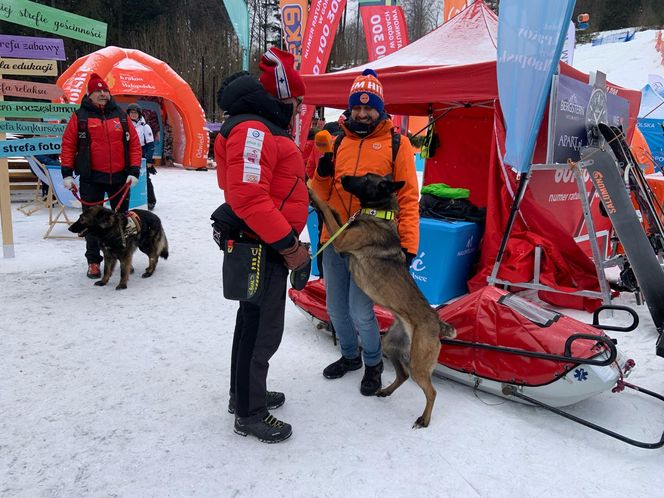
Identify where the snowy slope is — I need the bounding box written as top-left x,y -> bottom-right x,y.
2,31 -> 664,498
573,29 -> 663,90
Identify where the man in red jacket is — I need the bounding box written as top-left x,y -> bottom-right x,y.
60,73 -> 142,278
213,48 -> 309,443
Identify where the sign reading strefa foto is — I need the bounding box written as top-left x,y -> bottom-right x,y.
0,101 -> 77,119
0,137 -> 62,158
0,0 -> 107,46
0,57 -> 57,76
0,34 -> 66,60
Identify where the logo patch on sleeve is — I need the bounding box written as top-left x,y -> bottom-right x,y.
242,128 -> 265,183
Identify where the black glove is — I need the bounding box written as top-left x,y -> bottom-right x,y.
147,165 -> 157,175
402,248 -> 415,268
316,152 -> 334,178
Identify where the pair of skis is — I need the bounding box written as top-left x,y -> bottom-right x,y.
581,124 -> 664,357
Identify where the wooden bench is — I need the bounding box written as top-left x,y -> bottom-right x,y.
8,158 -> 40,192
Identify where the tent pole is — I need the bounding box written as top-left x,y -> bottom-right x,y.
488,172 -> 531,285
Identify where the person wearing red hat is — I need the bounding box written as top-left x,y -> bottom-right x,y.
212,48 -> 309,443
60,73 -> 142,279
309,68 -> 420,396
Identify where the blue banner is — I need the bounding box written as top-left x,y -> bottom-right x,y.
222,0 -> 249,70
497,0 -> 577,173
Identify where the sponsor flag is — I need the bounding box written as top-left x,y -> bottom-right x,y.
359,5 -> 409,61
280,1 -> 309,69
298,0 -> 347,144
560,21 -> 575,65
497,0 -> 576,173
444,0 -> 470,23
648,74 -> 664,98
222,0 -> 250,70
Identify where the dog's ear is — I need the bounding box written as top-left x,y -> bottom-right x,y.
387,180 -> 405,193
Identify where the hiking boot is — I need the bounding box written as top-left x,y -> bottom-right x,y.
234,413 -> 292,443
323,355 -> 363,379
87,263 -> 101,279
360,361 -> 384,396
227,391 -> 285,414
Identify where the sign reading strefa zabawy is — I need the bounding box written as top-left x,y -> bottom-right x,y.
280,0 -> 308,69
0,34 -> 65,60
0,0 -> 107,46
0,101 -> 77,119
497,0 -> 576,173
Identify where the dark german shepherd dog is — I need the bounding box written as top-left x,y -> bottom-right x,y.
69,205 -> 169,290
309,173 -> 456,428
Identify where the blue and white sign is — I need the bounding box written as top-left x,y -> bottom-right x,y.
497,0 -> 577,173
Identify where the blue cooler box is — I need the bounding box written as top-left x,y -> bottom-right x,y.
410,218 -> 481,305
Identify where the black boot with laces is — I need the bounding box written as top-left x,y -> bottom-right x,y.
227,391 -> 285,414
234,413 -> 292,443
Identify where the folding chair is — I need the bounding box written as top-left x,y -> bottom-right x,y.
18,157 -> 55,216
41,163 -> 81,239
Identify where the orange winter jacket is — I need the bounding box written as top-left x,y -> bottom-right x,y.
309,118 -> 420,254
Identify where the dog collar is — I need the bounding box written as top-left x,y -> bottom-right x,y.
360,208 -> 395,221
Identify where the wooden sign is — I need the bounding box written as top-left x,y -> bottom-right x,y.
0,137 -> 62,158
0,101 -> 77,119
0,57 -> 58,76
0,34 -> 66,60
0,0 -> 107,46
0,121 -> 66,135
0,78 -> 63,100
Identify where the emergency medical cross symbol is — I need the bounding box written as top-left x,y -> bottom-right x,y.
574,368 -> 588,381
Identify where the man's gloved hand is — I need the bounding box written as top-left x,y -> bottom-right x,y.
402,248 -> 415,268
147,165 -> 157,175
63,177 -> 75,191
126,175 -> 139,187
317,152 -> 334,178
279,238 -> 311,270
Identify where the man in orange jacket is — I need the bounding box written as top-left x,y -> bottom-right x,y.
309,68 -> 419,396
60,73 -> 142,278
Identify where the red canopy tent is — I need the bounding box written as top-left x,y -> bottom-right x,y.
301,1 -> 642,310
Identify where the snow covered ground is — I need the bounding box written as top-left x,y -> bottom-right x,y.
3,28 -> 664,498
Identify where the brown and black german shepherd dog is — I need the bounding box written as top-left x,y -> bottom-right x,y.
69,205 -> 169,290
309,173 -> 456,428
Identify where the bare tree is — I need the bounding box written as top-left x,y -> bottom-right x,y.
400,0 -> 441,42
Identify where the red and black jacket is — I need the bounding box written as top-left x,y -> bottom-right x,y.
61,96 -> 142,184
214,75 -> 307,251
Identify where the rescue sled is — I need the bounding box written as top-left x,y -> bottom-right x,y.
289,282 -> 664,448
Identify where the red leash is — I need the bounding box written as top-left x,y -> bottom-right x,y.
71,182 -> 131,211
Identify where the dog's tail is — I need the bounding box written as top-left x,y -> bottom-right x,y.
160,234 -> 169,260
439,320 -> 456,339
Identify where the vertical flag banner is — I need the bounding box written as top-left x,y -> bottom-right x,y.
497,0 -> 577,173
444,0 -> 469,23
298,0 -> 348,143
280,0 -> 309,69
359,5 -> 409,61
222,0 -> 250,70
560,21 -> 576,65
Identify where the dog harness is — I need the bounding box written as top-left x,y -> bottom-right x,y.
124,211 -> 141,238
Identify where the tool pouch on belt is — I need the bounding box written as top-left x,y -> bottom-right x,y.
222,238 -> 266,303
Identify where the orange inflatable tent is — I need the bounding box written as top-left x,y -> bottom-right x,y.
57,46 -> 208,170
